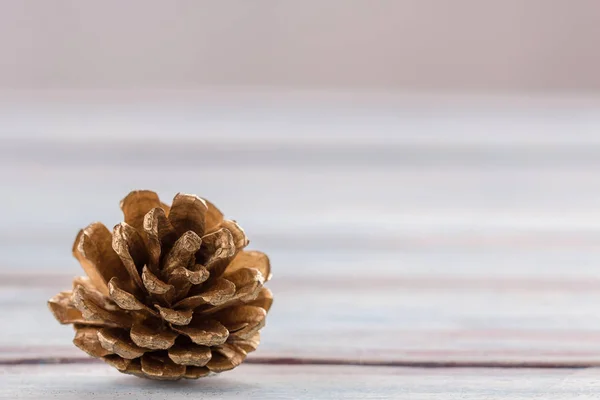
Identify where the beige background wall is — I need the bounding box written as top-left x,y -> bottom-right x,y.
1,0 -> 599,91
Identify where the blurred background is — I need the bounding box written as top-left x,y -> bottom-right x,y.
2,0 -> 600,356
2,0 -> 600,90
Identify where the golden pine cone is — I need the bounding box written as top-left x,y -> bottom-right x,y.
48,191 -> 272,380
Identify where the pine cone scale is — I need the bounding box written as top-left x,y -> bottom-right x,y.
184,366 -> 211,379
203,199 -> 224,234
167,344 -> 212,367
120,190 -> 164,232
174,277 -> 236,309
216,306 -> 267,340
48,291 -> 88,325
141,266 -> 174,297
140,354 -> 186,380
111,223 -> 146,291
206,343 -> 246,372
129,318 -> 178,350
163,231 -> 202,276
74,326 -> 112,357
71,285 -> 131,328
226,250 -> 271,282
155,305 -> 193,325
168,265 -> 209,287
143,207 -> 177,272
97,328 -> 146,359
168,194 -> 208,237
73,223 -> 129,296
246,287 -> 274,312
172,318 -> 229,346
199,228 -> 237,277
104,354 -> 133,371
107,277 -> 157,317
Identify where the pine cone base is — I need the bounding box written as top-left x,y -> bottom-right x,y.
48,191 -> 272,380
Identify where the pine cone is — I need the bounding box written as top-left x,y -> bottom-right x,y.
48,191 -> 272,380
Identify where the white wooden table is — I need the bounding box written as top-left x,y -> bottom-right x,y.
2,92 -> 600,398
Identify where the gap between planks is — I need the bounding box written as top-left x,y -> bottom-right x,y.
1,356 -> 599,370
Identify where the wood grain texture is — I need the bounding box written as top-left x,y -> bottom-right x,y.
2,364 -> 600,400
3,272 -> 600,364
5,167 -> 600,274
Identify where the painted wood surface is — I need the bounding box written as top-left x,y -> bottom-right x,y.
4,272 -> 600,365
2,94 -> 600,397
3,364 -> 600,400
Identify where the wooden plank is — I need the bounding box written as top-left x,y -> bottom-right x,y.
4,166 -> 600,277
3,272 -> 600,364
2,363 -> 600,399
